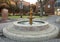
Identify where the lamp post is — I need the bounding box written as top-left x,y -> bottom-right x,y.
37,0 -> 48,17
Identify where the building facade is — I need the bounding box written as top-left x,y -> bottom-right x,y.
36,0 -> 55,15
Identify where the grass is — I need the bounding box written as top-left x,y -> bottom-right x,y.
0,15 -> 48,19
9,16 -> 20,19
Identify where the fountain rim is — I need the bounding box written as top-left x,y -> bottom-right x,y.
3,24 -> 59,40
13,20 -> 49,27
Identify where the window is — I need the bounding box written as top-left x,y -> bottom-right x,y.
48,4 -> 51,8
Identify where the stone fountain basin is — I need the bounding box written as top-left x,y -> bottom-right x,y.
13,20 -> 49,31
3,24 -> 59,41
56,18 -> 60,23
3,19 -> 59,41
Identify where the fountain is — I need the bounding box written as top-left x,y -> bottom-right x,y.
3,7 -> 59,42
3,4 -> 59,42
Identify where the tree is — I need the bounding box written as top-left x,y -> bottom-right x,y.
0,0 -> 19,16
31,4 -> 36,12
38,0 -> 49,16
38,0 -> 57,16
9,5 -> 16,15
23,5 -> 30,13
0,0 -> 10,11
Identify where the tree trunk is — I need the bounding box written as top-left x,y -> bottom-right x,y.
40,3 -> 44,17
20,13 -> 23,18
13,12 -> 15,16
20,12 -> 23,18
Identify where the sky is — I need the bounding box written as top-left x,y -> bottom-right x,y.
24,0 -> 37,4
24,0 -> 60,4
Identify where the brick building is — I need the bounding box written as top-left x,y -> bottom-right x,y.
36,0 -> 55,15
17,1 -> 30,7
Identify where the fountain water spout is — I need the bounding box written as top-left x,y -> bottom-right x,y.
29,7 -> 33,25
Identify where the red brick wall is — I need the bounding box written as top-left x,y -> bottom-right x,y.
36,0 -> 55,15
44,0 -> 55,15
